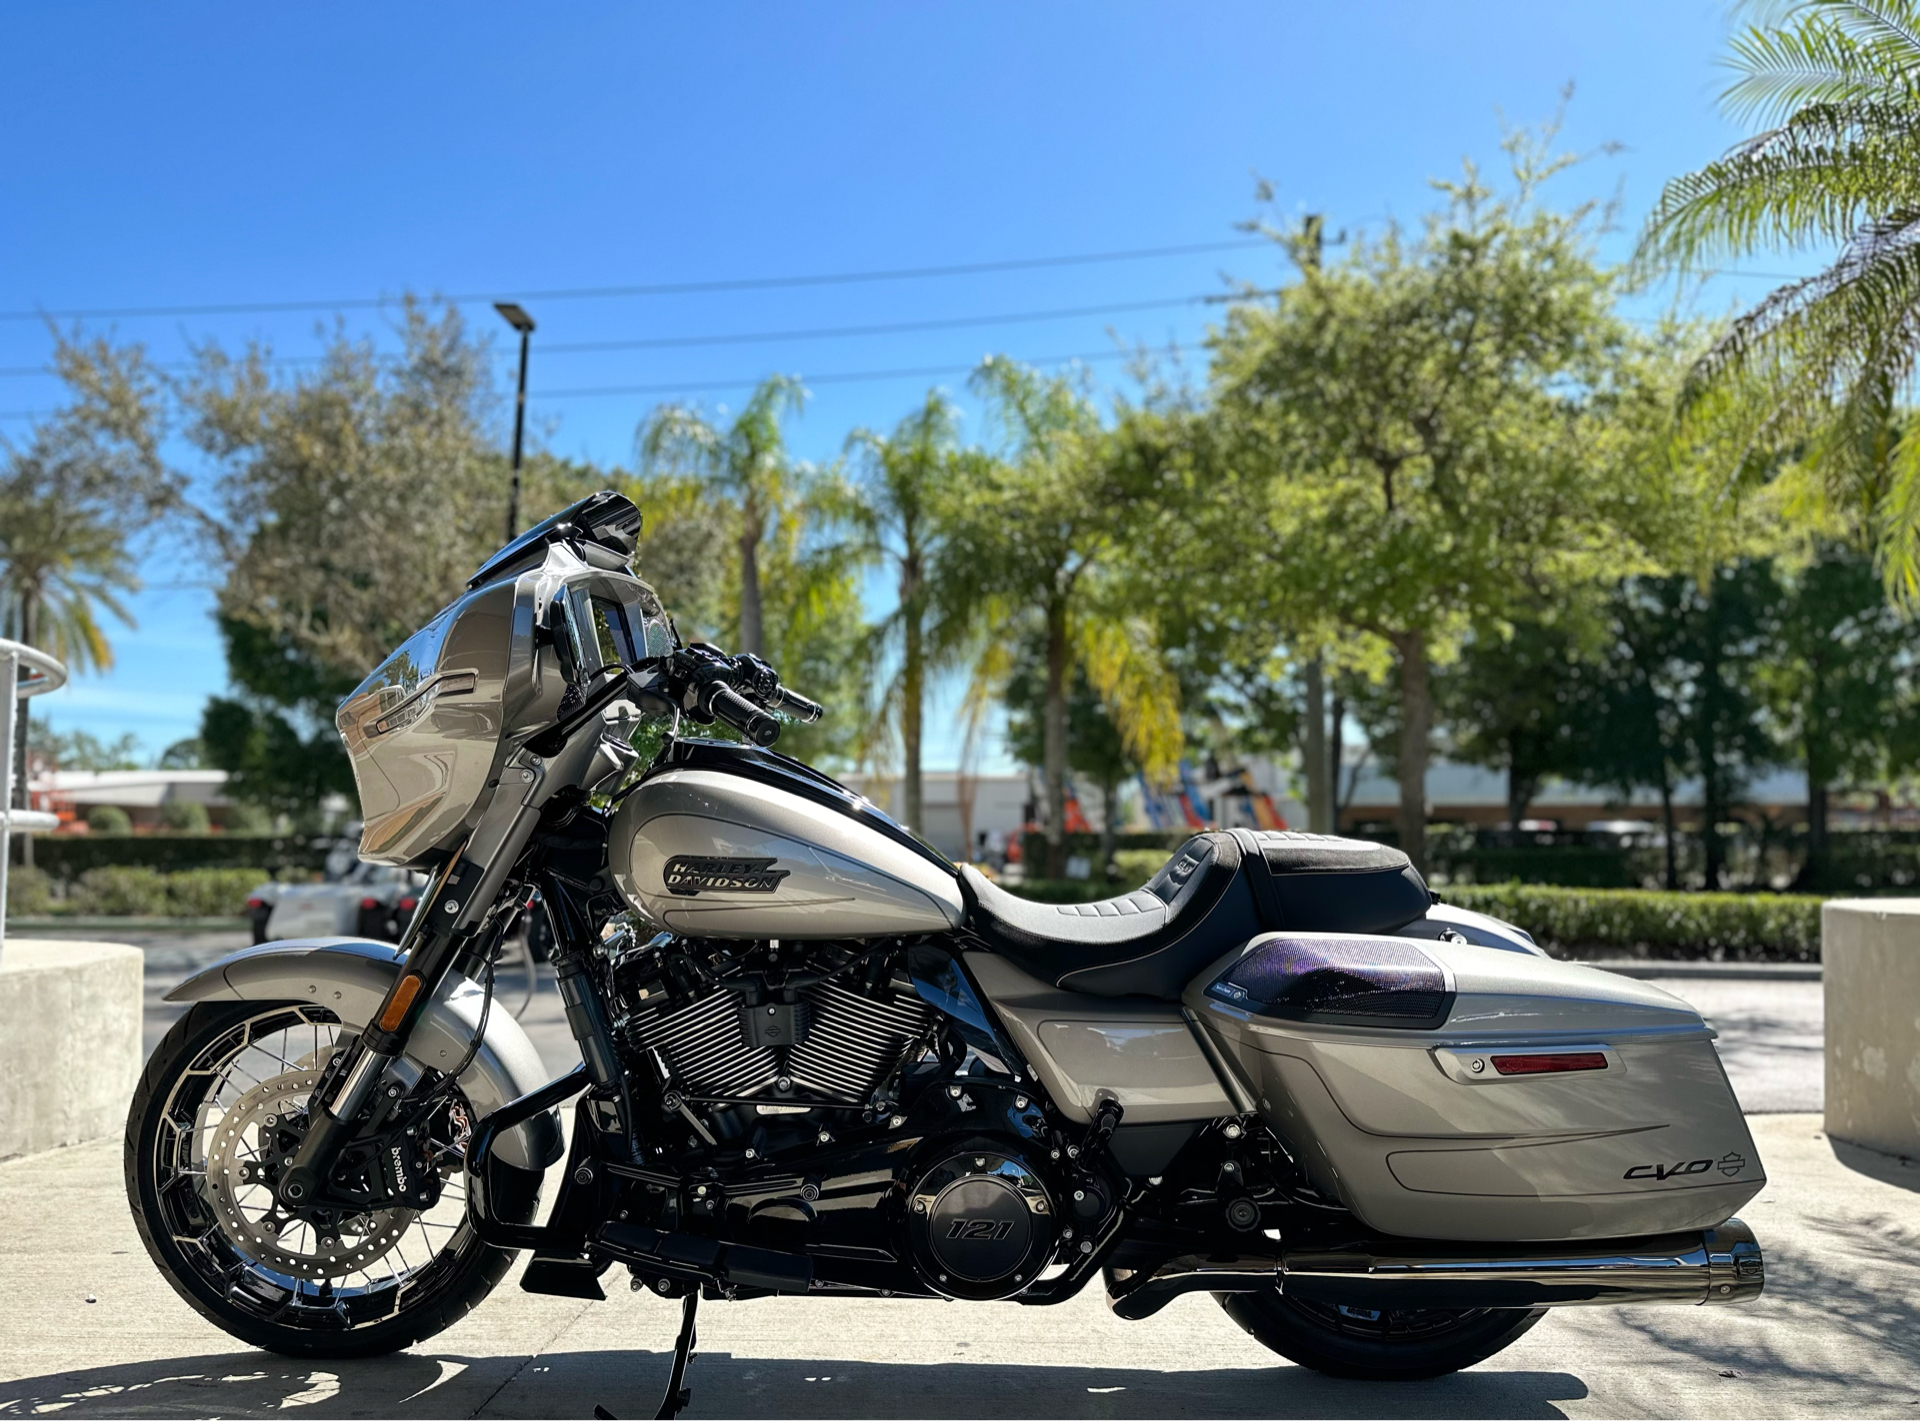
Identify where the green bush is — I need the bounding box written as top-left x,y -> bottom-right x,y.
6,865 -> 53,916
165,867 -> 263,917
85,805 -> 132,835
159,800 -> 211,834
999,877 -> 1125,904
73,865 -> 170,916
1111,848 -> 1174,887
1445,884 -> 1822,962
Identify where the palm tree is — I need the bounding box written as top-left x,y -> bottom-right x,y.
1637,0 -> 1920,591
841,391 -> 986,835
0,334 -> 179,806
638,375 -> 808,657
947,358 -> 1182,875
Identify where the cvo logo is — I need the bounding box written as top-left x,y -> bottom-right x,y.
946,1218 -> 1015,1241
1623,1158 -> 1714,1181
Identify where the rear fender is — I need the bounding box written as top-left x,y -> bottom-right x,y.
164,937 -> 563,1171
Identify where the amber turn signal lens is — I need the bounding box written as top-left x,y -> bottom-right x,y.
378,973 -> 423,1032
1491,1052 -> 1608,1076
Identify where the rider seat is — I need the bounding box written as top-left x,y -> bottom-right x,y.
959,831 -> 1432,999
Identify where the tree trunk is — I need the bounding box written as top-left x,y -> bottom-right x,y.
1043,599 -> 1069,878
1506,754 -> 1535,837
1303,655 -> 1329,833
1392,630 -> 1431,878
737,503 -> 764,658
1806,771 -> 1829,886
1328,691 -> 1345,831
1098,769 -> 1120,879
1659,775 -> 1678,891
901,564 -> 924,835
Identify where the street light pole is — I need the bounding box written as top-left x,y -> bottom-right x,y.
494,302 -> 536,544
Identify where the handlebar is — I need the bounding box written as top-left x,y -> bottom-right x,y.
700,683 -> 782,747
525,645 -> 822,759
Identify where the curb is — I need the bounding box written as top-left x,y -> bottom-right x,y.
8,916 -> 249,932
1578,959 -> 1821,981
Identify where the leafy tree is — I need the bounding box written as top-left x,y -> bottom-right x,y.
1637,0 -> 1920,595
0,332 -> 184,804
157,737 -> 207,769
1756,543 -> 1920,881
1562,570 -> 1777,888
944,359 -> 1181,874
28,724 -> 144,773
1210,129 -> 1667,874
1439,615 -> 1595,831
85,804 -> 131,834
840,391 -> 988,832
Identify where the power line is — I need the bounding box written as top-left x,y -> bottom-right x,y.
0,293 -> 1211,379
535,345 -> 1191,400
0,238 -> 1271,325
0,343 -> 1198,421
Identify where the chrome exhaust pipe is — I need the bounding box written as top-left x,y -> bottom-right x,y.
1106,1218 -> 1763,1321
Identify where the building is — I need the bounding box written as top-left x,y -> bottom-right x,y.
28,769 -> 234,832
840,772 -> 1030,862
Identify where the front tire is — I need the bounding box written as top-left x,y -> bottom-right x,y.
1219,1290 -> 1546,1380
125,999 -> 538,1358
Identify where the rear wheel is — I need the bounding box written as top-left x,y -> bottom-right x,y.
1218,1289 -> 1546,1380
126,999 -> 538,1358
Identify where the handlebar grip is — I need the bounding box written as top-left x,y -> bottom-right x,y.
772,686 -> 825,724
706,684 -> 782,748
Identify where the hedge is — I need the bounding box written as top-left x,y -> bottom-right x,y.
16,833 -> 329,882
13,865 -> 269,917
1444,884 -> 1822,962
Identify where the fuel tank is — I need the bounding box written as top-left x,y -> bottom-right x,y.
609,740 -> 965,939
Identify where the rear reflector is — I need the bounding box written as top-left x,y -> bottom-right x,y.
1491,1052 -> 1608,1076
245,897 -> 265,909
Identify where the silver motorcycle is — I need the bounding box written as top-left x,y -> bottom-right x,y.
125,491 -> 1764,1414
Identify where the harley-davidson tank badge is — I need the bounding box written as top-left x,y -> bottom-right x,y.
663,855 -> 790,896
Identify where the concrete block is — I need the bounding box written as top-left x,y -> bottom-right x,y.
0,939 -> 142,1162
1822,900 -> 1920,1156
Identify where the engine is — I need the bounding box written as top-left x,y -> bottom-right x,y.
607,935 -> 936,1116
600,933 -> 1109,1303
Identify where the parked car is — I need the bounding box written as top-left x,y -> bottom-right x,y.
244,836 -> 427,944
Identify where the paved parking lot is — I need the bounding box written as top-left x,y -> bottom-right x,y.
1,1115 -> 1914,1419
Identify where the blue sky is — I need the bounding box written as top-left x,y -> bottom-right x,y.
0,2 -> 1794,770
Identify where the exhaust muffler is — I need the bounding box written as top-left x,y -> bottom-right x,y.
1106,1218 -> 1763,1320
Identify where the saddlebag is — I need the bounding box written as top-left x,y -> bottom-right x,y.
1187,933 -> 1765,1242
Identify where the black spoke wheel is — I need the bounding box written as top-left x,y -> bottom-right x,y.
125,999 -> 540,1358
1218,1289 -> 1547,1380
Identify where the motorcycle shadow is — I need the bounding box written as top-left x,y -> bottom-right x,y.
0,1348 -> 1589,1419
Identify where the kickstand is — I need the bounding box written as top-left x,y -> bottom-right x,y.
593,1290 -> 700,1421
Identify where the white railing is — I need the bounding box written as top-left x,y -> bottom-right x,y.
0,640 -> 67,963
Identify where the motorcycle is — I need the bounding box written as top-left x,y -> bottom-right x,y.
125,491 -> 1765,1414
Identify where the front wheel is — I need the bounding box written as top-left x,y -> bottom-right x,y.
1218,1290 -> 1546,1380
125,999 -> 538,1358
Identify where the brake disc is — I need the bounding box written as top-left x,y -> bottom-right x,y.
204,1070 -> 413,1281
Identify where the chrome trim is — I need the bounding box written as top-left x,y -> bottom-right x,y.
1105,1218 -> 1763,1320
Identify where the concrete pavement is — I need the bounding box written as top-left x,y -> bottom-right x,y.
1,1115 -> 1915,1419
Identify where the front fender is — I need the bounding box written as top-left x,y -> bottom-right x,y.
165,937 -> 564,1171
